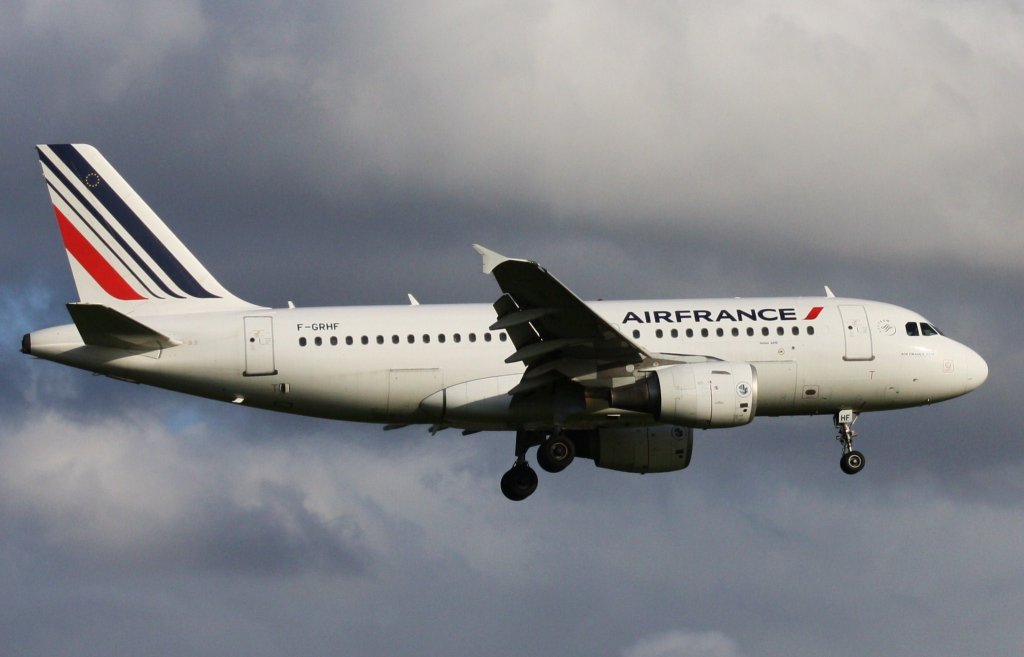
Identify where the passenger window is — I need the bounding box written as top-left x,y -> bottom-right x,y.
314,337 -> 322,346
438,334 -> 446,344
330,336 -> 338,346
407,335 -> 415,344
671,329 -> 678,338
392,335 -> 400,344
423,334 -> 430,344
716,328 -> 724,337
731,327 -> 739,337
762,327 -> 769,337
484,333 -> 492,342
346,336 -> 353,345
469,333 -> 477,342
632,329 -> 641,339
807,326 -> 815,336
701,328 -> 709,338
299,337 -> 307,347
361,336 -> 368,345
376,336 -> 384,345
746,327 -> 754,337
777,327 -> 784,336
905,322 -> 919,337
655,329 -> 663,338
454,333 -> 462,343
792,327 -> 799,336
499,333 -> 508,342
686,328 -> 694,338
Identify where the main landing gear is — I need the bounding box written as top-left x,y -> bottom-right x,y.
835,410 -> 865,475
500,430 -> 577,501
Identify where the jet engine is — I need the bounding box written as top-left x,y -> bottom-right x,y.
608,362 -> 757,428
573,425 -> 694,473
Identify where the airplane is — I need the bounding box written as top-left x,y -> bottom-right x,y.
22,144 -> 989,501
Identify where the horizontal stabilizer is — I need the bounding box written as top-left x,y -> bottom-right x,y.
66,303 -> 181,351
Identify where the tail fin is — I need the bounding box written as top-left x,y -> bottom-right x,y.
36,144 -> 258,314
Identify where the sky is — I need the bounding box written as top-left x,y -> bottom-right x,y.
1,1 -> 1022,656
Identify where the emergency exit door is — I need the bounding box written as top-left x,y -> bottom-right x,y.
244,316 -> 277,376
839,305 -> 874,361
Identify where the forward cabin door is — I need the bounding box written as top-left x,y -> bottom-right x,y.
244,316 -> 278,376
839,305 -> 874,361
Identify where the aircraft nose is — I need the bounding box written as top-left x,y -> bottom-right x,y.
963,347 -> 988,392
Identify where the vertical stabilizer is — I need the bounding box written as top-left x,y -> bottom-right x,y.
36,144 -> 258,314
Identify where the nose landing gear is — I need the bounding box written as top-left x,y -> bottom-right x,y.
835,410 -> 865,475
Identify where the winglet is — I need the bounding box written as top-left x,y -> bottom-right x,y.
824,285 -> 836,298
472,244 -> 508,274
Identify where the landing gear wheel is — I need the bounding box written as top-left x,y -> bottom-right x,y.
840,450 -> 865,475
834,410 -> 866,475
500,463 -> 538,501
537,434 -> 576,473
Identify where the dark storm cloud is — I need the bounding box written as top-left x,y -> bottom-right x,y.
2,1 -> 1023,656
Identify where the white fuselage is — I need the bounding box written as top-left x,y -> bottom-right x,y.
27,296 -> 988,432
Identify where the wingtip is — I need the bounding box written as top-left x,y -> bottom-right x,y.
473,244 -> 508,274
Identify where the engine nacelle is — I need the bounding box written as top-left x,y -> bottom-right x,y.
609,362 -> 757,428
582,425 -> 694,473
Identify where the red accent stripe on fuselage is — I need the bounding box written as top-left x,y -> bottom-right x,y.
53,206 -> 145,300
804,306 -> 824,320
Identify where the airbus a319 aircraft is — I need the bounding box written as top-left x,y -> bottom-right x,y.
23,144 -> 988,500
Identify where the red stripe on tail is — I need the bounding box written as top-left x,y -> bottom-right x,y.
53,206 -> 145,301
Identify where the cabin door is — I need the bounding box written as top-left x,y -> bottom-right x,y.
244,316 -> 278,376
838,305 -> 874,361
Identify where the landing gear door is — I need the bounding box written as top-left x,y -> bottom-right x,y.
839,305 -> 874,361
244,316 -> 278,376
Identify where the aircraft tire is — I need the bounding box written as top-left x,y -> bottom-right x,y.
537,435 -> 576,473
840,450 -> 865,475
501,463 -> 538,501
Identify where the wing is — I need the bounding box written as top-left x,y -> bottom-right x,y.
473,245 -> 650,398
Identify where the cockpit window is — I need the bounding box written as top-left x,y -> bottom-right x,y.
906,321 -> 942,337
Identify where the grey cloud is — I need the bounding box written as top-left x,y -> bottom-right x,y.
621,630 -> 744,657
0,413 -> 370,577
288,2 -> 1024,267
4,405 -> 1023,656
1,2 -> 1022,656
12,0 -> 207,98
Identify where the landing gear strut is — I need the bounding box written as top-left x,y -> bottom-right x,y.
500,430 -> 576,501
500,431 -> 542,501
834,410 -> 865,475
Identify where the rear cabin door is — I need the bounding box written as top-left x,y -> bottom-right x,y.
839,305 -> 874,361
244,316 -> 278,376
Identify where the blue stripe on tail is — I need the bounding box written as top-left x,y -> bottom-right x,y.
47,145 -> 219,299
